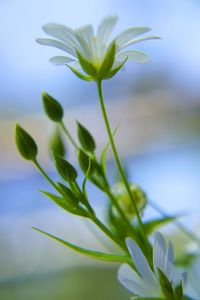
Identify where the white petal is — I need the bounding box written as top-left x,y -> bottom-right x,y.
181,271 -> 187,287
75,25 -> 95,60
49,56 -> 75,66
165,241 -> 174,279
42,23 -> 81,55
118,264 -> 150,297
126,238 -> 158,286
116,27 -> 151,50
97,16 -> 118,45
36,38 -> 76,57
96,16 -> 118,60
153,232 -> 167,275
72,61 -> 82,72
119,35 -> 161,50
117,50 -> 149,64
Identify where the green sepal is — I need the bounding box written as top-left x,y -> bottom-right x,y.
66,64 -> 93,81
105,57 -> 128,79
32,227 -> 131,263
54,154 -> 78,182
76,50 -> 97,77
158,269 -> 175,299
49,126 -> 66,157
143,216 -> 177,235
40,190 -> 89,217
15,123 -> 38,161
174,282 -> 183,300
98,42 -> 116,79
42,92 -> 63,122
77,122 -> 96,152
57,182 -> 79,204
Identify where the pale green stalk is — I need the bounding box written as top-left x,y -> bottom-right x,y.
60,120 -> 79,150
96,80 -> 149,248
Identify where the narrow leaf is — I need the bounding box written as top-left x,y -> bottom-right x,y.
32,228 -> 131,263
144,216 -> 177,235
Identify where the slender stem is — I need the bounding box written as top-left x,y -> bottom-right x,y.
60,120 -> 79,150
96,80 -> 148,245
149,199 -> 200,248
34,159 -> 59,192
33,160 -> 125,250
91,214 -> 126,250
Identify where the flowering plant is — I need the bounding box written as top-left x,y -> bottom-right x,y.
15,16 -> 199,300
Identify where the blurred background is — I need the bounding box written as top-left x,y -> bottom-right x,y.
1,0 -> 200,299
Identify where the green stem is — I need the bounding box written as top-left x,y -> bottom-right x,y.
60,120 -> 79,150
91,215 -> 126,251
33,159 -> 59,192
96,80 -> 148,246
149,199 -> 200,248
33,160 -> 124,250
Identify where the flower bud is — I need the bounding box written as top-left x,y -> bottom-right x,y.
42,92 -> 63,122
111,182 -> 147,220
15,123 -> 38,161
54,155 -> 77,182
77,122 -> 96,152
49,126 -> 66,157
77,149 -> 95,175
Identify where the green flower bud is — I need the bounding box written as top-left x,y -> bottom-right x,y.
15,123 -> 38,161
57,182 -> 79,204
49,126 -> 66,157
77,122 -> 96,152
77,149 -> 95,175
54,155 -> 78,182
42,92 -> 63,122
111,182 -> 147,220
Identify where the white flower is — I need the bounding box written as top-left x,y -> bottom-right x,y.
118,232 -> 187,299
36,16 -> 160,80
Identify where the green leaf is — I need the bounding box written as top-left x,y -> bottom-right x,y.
49,126 -> 66,157
32,227 -> 131,263
66,64 -> 93,81
54,155 -> 78,182
40,190 -> 88,217
40,190 -> 73,211
105,57 -> 128,79
144,216 -> 177,235
42,92 -> 63,122
15,123 -> 38,161
76,50 -> 97,77
77,122 -> 96,152
158,269 -> 175,299
98,42 -> 116,79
